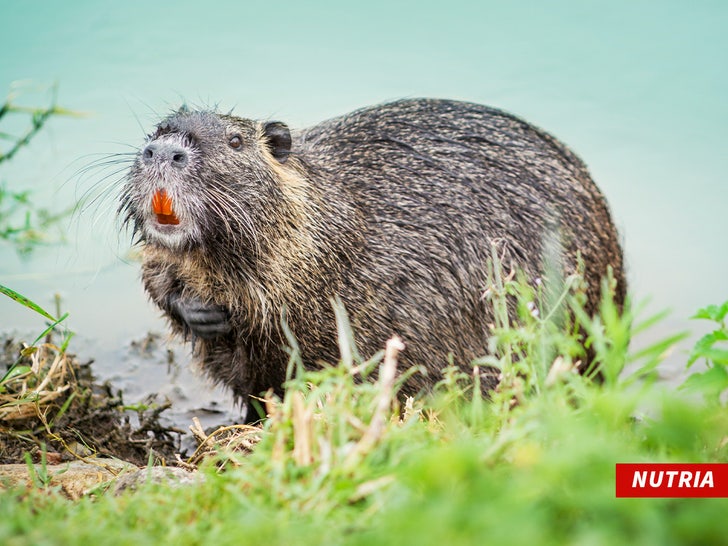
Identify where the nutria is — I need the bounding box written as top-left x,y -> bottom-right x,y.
120,98 -> 625,418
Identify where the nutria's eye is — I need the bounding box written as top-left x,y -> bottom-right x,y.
228,135 -> 243,150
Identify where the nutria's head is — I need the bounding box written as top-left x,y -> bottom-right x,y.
120,108 -> 293,252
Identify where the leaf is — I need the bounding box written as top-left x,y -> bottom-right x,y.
628,331 -> 689,365
630,307 -> 671,337
0,364 -> 32,385
680,365 -> 728,404
332,296 -> 361,369
692,301 -> 728,324
0,283 -> 57,321
30,312 -> 70,346
20,346 -> 38,357
704,348 -> 728,366
60,331 -> 75,352
688,330 -> 728,367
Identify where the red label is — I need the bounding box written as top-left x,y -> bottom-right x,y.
616,464 -> 728,498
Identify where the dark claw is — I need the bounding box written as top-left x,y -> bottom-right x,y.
168,293 -> 232,340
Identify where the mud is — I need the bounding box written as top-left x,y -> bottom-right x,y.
0,335 -> 183,467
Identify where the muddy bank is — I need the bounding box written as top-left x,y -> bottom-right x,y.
0,336 -> 183,466
0,333 -> 263,497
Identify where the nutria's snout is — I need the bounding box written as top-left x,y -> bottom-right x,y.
138,136 -> 190,229
121,128 -> 205,249
142,141 -> 190,169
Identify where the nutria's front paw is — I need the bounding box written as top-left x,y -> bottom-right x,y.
168,293 -> 232,340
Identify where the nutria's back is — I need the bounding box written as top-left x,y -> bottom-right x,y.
122,98 -> 625,415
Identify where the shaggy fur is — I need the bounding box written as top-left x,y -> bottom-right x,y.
120,98 -> 625,416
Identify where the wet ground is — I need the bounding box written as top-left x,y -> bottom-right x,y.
0,336 -> 174,466
0,330 -> 241,466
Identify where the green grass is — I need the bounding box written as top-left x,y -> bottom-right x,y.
1,263 -> 727,545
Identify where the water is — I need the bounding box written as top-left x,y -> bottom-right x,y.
1,0 -> 726,419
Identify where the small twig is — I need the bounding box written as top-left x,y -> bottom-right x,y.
292,391 -> 313,466
186,422 -> 262,466
189,417 -> 208,444
0,84 -> 85,164
344,336 -> 404,469
174,453 -> 197,472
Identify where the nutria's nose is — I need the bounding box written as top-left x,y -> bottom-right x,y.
142,142 -> 189,168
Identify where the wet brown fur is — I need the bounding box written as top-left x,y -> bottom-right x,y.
121,99 -> 626,416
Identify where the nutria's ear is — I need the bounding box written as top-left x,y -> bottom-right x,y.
263,121 -> 291,163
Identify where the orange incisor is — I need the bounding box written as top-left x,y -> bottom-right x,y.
152,189 -> 180,225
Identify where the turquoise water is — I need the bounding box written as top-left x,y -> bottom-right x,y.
1,1 -> 726,404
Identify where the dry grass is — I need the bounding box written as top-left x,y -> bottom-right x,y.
0,337 -> 184,467
179,335 -> 410,476
0,342 -> 75,425
180,418 -> 262,469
